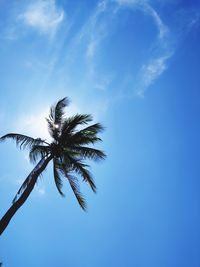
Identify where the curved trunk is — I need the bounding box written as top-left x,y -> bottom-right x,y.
0,155 -> 53,235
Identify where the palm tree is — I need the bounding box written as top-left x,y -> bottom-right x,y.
0,97 -> 106,235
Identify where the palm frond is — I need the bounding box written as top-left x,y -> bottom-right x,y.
46,97 -> 70,140
0,133 -> 44,150
67,156 -> 96,192
0,97 -> 105,213
80,123 -> 105,135
67,134 -> 102,146
60,122 -> 104,146
74,123 -> 104,139
60,114 -> 92,137
49,97 -> 69,125
71,146 -> 106,161
68,174 -> 86,210
56,160 -> 86,210
53,158 -> 64,196
29,145 -> 50,164
64,171 -> 86,210
46,118 -> 56,139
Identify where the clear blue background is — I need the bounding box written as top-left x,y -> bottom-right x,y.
0,0 -> 200,266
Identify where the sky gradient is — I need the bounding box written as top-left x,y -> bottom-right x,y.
0,0 -> 200,266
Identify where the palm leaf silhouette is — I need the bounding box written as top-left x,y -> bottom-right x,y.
0,97 -> 106,235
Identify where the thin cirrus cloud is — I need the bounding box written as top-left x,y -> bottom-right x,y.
115,0 -> 173,96
74,0 -> 173,97
136,52 -> 172,97
75,0 -> 199,97
18,0 -> 64,36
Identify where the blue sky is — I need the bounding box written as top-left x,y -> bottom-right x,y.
0,0 -> 200,266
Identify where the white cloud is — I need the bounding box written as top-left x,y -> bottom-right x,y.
18,0 -> 64,36
143,4 -> 169,40
70,0 -> 172,98
112,0 -> 173,96
86,39 -> 98,59
74,0 -> 108,62
115,0 -> 147,5
37,187 -> 46,196
115,0 -> 169,39
136,53 -> 172,97
187,12 -> 200,32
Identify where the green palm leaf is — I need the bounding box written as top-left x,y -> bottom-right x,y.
0,133 -> 44,150
49,97 -> 69,124
46,97 -> 69,140
67,156 -> 96,192
29,145 -> 50,164
66,123 -> 104,145
67,174 -> 86,210
53,158 -> 64,196
72,146 -> 106,161
63,171 -> 86,210
0,97 -> 106,236
60,114 -> 92,137
57,158 -> 87,210
49,97 -> 69,125
81,123 -> 104,134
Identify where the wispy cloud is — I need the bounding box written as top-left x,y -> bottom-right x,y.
136,52 -> 172,97
64,0 -> 114,93
75,0 -> 108,66
36,187 -> 46,196
85,1 -> 108,60
18,0 -> 64,36
188,16 -> 200,30
113,0 -> 173,96
72,0 -> 173,97
185,11 -> 200,33
143,5 -> 169,41
114,0 -> 169,40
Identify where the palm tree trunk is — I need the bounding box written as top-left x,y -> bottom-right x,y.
0,155 -> 53,235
